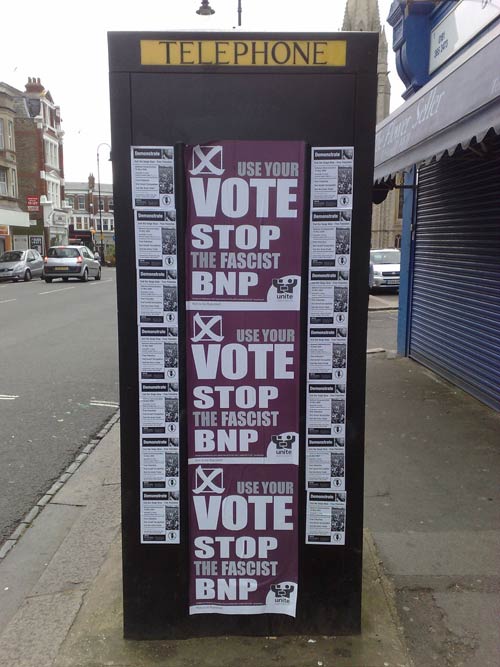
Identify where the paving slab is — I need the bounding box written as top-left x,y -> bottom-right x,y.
51,422 -> 120,507
30,483 -> 120,597
433,591 -> 500,667
54,533 -> 412,667
0,503 -> 81,629
365,355 -> 500,667
0,590 -> 84,667
373,530 -> 500,577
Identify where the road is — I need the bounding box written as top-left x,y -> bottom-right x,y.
0,275 -> 398,546
0,269 -> 119,544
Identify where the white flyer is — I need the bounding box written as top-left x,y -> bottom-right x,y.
306,491 -> 346,545
140,381 -> 179,437
137,269 -> 178,325
138,326 -> 179,382
310,211 -> 352,269
308,270 -> 349,328
131,146 -> 175,210
307,383 -> 346,438
141,491 -> 180,543
135,210 -> 177,270
310,147 -> 353,210
141,436 -> 180,492
306,436 -> 345,491
308,325 -> 348,382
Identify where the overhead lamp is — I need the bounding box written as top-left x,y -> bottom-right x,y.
196,0 -> 215,16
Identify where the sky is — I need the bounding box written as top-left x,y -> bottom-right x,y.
1,0 -> 403,185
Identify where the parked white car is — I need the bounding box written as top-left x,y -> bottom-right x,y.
0,249 -> 44,281
369,248 -> 400,290
43,245 -> 101,283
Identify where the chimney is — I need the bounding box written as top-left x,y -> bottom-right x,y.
25,77 -> 45,94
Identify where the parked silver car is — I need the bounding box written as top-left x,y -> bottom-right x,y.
43,245 -> 101,283
0,249 -> 44,281
369,248 -> 401,290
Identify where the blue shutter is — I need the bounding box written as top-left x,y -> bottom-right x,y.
409,134 -> 500,410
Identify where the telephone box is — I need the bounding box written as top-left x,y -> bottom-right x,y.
109,30 -> 377,639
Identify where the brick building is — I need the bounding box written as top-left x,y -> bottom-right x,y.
0,77 -> 71,254
0,85 -> 29,254
65,175 -> 115,260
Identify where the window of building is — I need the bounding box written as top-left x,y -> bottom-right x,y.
109,219 -> 114,231
43,104 -> 56,129
44,139 -> 59,168
83,217 -> 90,230
10,169 -> 17,198
397,190 -> 404,219
102,219 -> 109,231
395,234 -> 402,249
0,119 -> 4,149
47,180 -> 61,209
0,168 -> 7,196
67,195 -> 74,209
108,199 -> 114,211
75,216 -> 83,231
78,195 -> 85,210
7,121 -> 14,150
98,198 -> 104,211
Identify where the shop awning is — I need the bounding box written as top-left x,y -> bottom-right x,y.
374,24 -> 500,182
0,208 -> 30,227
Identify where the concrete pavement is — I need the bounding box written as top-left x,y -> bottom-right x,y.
0,412 -> 411,667
368,292 -> 399,312
365,354 -> 500,667
0,345 -> 498,666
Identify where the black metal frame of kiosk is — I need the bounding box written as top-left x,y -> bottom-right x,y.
109,31 -> 377,639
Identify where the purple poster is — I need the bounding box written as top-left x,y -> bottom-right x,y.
186,141 -> 305,616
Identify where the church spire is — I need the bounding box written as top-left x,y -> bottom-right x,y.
342,0 -> 381,32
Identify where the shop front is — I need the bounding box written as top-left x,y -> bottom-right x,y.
0,208 -> 30,254
375,21 -> 500,410
0,225 -> 8,254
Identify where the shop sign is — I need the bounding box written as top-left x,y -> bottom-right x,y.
141,39 -> 346,68
26,195 -> 40,212
429,0 -> 500,73
53,212 -> 67,225
29,235 -> 44,254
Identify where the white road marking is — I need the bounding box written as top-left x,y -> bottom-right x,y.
39,286 -> 76,295
0,394 -> 19,400
89,278 -> 113,286
0,299 -> 16,304
90,400 -> 119,408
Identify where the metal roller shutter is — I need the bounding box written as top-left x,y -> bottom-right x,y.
409,133 -> 500,411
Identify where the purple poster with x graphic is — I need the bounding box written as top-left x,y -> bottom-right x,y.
185,140 -> 306,616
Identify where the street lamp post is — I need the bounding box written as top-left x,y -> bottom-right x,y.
196,0 -> 215,16
196,1 -> 242,25
96,143 -> 112,265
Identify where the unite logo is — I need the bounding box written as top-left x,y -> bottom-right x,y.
271,433 -> 295,456
272,277 -> 298,299
270,583 -> 295,604
189,145 -> 225,176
